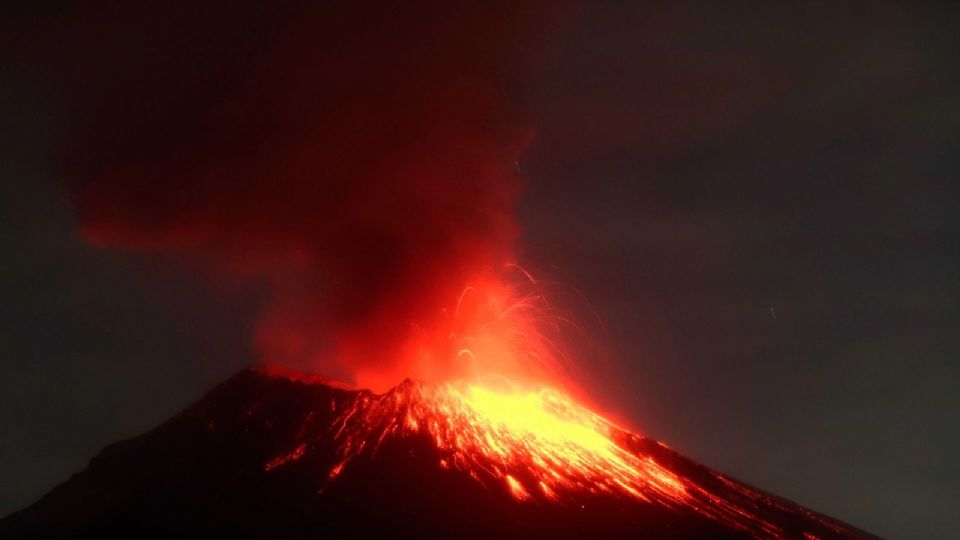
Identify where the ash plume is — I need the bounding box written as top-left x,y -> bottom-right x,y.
42,2 -> 565,388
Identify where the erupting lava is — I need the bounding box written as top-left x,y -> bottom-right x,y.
6,3 -> 883,537
325,269 -> 671,501
253,371 -> 866,539
326,380 -> 687,505
327,271 -> 629,503
253,273 -> 865,540
347,269 -> 580,393
2,345 -> 878,539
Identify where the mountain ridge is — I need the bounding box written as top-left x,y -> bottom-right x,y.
0,368 -> 881,539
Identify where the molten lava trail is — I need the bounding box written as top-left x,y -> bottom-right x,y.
0,365 -> 877,539
256,278 -> 872,539
258,377 -> 863,540
332,382 -> 685,504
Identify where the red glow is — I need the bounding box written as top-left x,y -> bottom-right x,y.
260,372 -> 846,540
63,3 -> 564,391
256,272 -> 849,540
332,380 -> 687,505
254,265 -> 873,539
349,269 -> 578,393
264,443 -> 306,472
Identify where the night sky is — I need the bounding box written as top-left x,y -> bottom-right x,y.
2,3 -> 959,539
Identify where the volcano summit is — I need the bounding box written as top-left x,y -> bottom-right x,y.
1,368 -> 879,539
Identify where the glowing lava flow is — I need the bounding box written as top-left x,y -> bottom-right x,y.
284,378 -> 825,540
325,273 -> 693,503
329,380 -> 689,506
260,274 -> 862,539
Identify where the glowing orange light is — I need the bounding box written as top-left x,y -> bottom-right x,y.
264,443 -> 306,471
316,270 -> 689,502
327,379 -> 688,505
350,269 -> 581,395
258,271 -> 868,539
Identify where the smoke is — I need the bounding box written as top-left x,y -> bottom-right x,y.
47,2 -> 566,389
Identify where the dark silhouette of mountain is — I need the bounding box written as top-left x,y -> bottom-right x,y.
0,368 -> 880,539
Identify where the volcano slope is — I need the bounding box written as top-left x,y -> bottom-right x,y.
0,368 -> 880,539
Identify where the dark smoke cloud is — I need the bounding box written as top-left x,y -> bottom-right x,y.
35,2 -> 565,385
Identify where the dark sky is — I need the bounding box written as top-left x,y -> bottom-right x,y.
2,2 -> 959,539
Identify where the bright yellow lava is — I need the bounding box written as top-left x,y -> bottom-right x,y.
329,380 -> 692,506
258,373 -> 859,540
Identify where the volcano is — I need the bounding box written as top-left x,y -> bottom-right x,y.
0,368 -> 879,540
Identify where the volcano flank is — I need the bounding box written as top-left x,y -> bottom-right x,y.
0,368 -> 879,539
